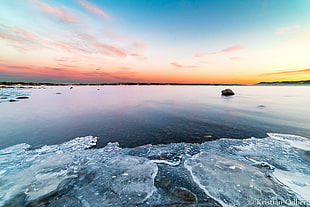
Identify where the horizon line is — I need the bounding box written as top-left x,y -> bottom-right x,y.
1,80 -> 310,86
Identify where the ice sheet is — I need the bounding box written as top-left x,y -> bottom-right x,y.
0,133 -> 309,206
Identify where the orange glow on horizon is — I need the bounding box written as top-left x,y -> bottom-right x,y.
0,0 -> 309,84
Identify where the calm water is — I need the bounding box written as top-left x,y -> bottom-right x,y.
0,85 -> 309,149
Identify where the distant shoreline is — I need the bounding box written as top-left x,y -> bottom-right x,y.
0,82 -> 245,86
0,80 -> 309,86
255,80 -> 310,86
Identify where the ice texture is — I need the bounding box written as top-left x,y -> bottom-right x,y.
64,155 -> 158,206
0,133 -> 309,206
0,136 -> 98,206
184,152 -> 286,207
0,87 -> 31,103
273,169 -> 310,200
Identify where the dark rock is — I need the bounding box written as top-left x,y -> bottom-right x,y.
221,89 -> 235,96
9,99 -> 18,102
47,195 -> 82,207
28,195 -> 82,207
56,93 -> 62,95
159,178 -> 172,189
1,97 -> 8,99
255,162 -> 274,170
70,87 -> 73,89
171,187 -> 197,204
16,96 -> 29,99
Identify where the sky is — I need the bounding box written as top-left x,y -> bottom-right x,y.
0,0 -> 310,84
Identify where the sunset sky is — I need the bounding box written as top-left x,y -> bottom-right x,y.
0,0 -> 310,84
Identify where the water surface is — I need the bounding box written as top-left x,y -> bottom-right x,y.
0,85 -> 309,149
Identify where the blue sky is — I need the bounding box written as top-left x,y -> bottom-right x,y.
0,0 -> 310,83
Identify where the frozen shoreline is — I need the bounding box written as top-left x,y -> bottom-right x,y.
1,133 -> 309,206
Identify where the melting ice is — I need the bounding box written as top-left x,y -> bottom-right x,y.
0,133 -> 309,207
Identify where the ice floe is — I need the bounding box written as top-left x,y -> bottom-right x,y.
0,133 -> 309,206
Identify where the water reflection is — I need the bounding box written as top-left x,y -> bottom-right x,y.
0,86 -> 309,149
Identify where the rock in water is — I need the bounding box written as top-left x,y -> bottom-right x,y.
9,99 -> 18,102
171,187 -> 197,204
221,88 -> 235,96
16,96 -> 29,99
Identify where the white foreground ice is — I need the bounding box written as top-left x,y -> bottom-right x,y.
0,133 -> 309,206
184,152 -> 282,207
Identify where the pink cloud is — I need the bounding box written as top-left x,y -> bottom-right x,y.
131,41 -> 148,49
5,26 -> 38,40
193,52 -> 218,58
125,41 -> 149,57
0,62 -> 141,82
129,53 -> 147,61
99,44 -> 126,57
46,40 -> 85,53
57,63 -> 77,68
0,63 -> 33,70
103,28 -> 125,40
130,53 -> 140,57
119,67 -> 129,70
194,53 -> 205,58
0,25 -> 83,54
170,62 -> 197,68
77,0 -> 109,20
55,58 -> 67,62
1,2 -> 147,60
75,33 -> 127,57
30,0 -> 81,23
221,45 -> 244,52
84,37 -> 126,57
230,57 -> 240,60
0,25 -> 45,51
1,24 -> 128,58
200,60 -> 210,64
275,24 -> 300,35
194,45 -> 244,57
283,29 -> 310,44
